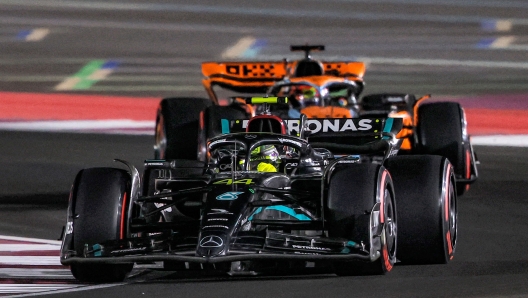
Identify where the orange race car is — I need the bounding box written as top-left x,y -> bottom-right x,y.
154,45 -> 478,195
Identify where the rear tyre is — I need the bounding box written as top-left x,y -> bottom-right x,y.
198,105 -> 249,161
417,102 -> 469,195
154,97 -> 211,160
70,168 -> 134,282
385,155 -> 457,264
327,164 -> 397,275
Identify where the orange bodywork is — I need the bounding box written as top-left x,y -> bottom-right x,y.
389,111 -> 414,149
388,94 -> 431,150
201,61 -> 365,104
301,106 -> 353,118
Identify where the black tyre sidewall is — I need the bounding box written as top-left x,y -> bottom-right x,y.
198,105 -> 249,161
327,164 -> 396,275
417,102 -> 466,178
70,168 -> 133,282
386,155 -> 457,264
156,97 -> 211,160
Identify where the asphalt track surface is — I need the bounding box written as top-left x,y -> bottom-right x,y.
1,0 -> 528,297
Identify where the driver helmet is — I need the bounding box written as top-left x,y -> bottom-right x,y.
249,145 -> 280,172
294,86 -> 319,109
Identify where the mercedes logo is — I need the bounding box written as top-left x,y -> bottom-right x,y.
199,235 -> 224,248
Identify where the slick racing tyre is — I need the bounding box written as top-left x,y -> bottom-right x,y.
154,97 -> 212,160
69,168 -> 134,282
327,164 -> 397,275
197,105 -> 249,161
416,102 -> 470,195
385,155 -> 457,264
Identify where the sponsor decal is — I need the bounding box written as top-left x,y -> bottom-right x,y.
278,137 -> 302,148
203,225 -> 229,229
304,119 -> 373,134
207,209 -> 233,215
208,218 -> 228,221
213,178 -> 253,185
146,162 -> 164,166
292,245 -> 332,251
199,235 -> 224,247
337,159 -> 359,164
216,191 -> 244,200
245,134 -> 257,139
285,163 -> 298,168
111,247 -> 147,255
286,120 -> 301,134
208,138 -> 227,149
224,63 -> 277,77
231,119 -> 375,134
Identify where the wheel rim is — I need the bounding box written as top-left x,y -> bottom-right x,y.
447,180 -> 457,255
383,189 -> 397,263
154,112 -> 167,159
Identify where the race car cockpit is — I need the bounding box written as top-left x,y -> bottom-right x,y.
267,80 -> 361,118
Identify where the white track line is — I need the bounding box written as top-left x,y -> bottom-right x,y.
471,135 -> 528,147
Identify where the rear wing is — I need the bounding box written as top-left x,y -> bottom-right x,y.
202,61 -> 366,103
220,117 -> 402,155
221,117 -> 401,138
202,62 -> 288,103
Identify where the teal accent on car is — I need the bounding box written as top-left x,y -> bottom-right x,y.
341,241 -> 359,254
383,117 -> 393,133
221,119 -> 230,134
248,207 -> 263,221
346,240 -> 358,247
93,244 -> 102,257
248,205 -> 311,221
382,117 -> 394,139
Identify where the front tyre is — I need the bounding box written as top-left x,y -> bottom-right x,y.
68,168 -> 134,282
327,164 -> 397,275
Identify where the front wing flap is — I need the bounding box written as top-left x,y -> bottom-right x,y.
61,229 -> 372,265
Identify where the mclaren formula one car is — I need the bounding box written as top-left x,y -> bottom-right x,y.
61,98 -> 457,283
154,45 -> 477,196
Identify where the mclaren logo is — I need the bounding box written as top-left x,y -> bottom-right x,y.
199,235 -> 224,248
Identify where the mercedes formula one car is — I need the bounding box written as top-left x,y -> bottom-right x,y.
61,97 -> 457,283
154,45 -> 477,196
